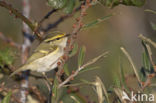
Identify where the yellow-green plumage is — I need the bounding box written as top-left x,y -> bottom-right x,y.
10,33 -> 68,77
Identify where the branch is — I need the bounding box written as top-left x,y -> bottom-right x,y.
0,32 -> 21,49
42,2 -> 84,32
0,1 -> 41,40
20,0 -> 32,103
0,1 -> 34,32
39,9 -> 58,25
56,0 -> 91,81
58,51 -> 109,88
29,86 -> 46,103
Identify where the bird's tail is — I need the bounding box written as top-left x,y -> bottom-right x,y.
9,65 -> 28,77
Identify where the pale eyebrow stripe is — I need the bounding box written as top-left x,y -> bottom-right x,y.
45,34 -> 71,43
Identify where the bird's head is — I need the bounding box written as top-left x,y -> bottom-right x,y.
44,32 -> 68,47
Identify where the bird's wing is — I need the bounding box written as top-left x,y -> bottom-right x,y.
10,42 -> 58,77
26,42 -> 57,64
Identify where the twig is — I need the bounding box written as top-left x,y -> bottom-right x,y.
0,83 -> 21,103
56,0 -> 91,83
0,1 -> 41,40
39,9 -> 58,25
0,1 -> 34,33
42,2 -> 84,33
58,51 -> 108,88
0,32 -> 21,49
142,73 -> 155,89
29,86 -> 46,103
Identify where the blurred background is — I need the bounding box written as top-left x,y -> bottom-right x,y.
0,0 -> 156,102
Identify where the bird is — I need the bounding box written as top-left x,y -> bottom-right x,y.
10,32 -> 68,77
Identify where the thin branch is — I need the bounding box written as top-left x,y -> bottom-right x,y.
0,1 -> 41,40
58,51 -> 109,88
0,83 -> 21,103
39,9 -> 58,25
29,86 -> 46,103
0,1 -> 34,32
42,2 -> 84,33
0,32 -> 21,49
56,0 -> 91,82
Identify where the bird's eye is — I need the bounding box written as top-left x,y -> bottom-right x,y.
56,38 -> 60,40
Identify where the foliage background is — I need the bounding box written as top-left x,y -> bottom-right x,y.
0,0 -> 156,102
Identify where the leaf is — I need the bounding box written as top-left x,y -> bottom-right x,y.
79,66 -> 99,74
63,0 -> 75,14
98,0 -> 145,8
113,74 -> 121,88
82,14 -> 113,30
120,47 -> 141,85
80,79 -> 92,85
64,63 -> 70,76
139,67 -> 146,82
139,34 -> 156,48
0,48 -> 14,68
61,93 -> 86,103
150,22 -> 156,31
69,43 -> 78,57
131,0 -> 145,6
141,40 -> 153,71
51,78 -> 59,103
78,46 -> 86,68
145,9 -> 156,14
120,61 -> 130,93
142,52 -> 150,71
93,76 -> 110,103
48,0 -> 67,9
113,88 -> 127,103
2,91 -> 12,103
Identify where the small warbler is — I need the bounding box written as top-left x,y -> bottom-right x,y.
10,32 -> 68,77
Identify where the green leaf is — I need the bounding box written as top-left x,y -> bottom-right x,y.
139,68 -> 146,82
98,0 -> 145,8
78,46 -> 86,68
113,74 -> 121,88
70,93 -> 86,103
48,0 -> 67,9
64,63 -> 70,76
131,0 -> 145,6
63,0 -> 75,14
51,78 -> 59,103
120,47 -> 141,85
61,93 -> 86,103
2,91 -> 12,103
79,66 -> 99,74
120,62 -> 130,93
142,52 -> 150,71
145,9 -> 156,14
150,22 -> 156,31
82,14 -> 113,30
69,43 -> 78,57
80,79 -> 92,85
141,40 -> 152,71
0,48 -> 14,68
